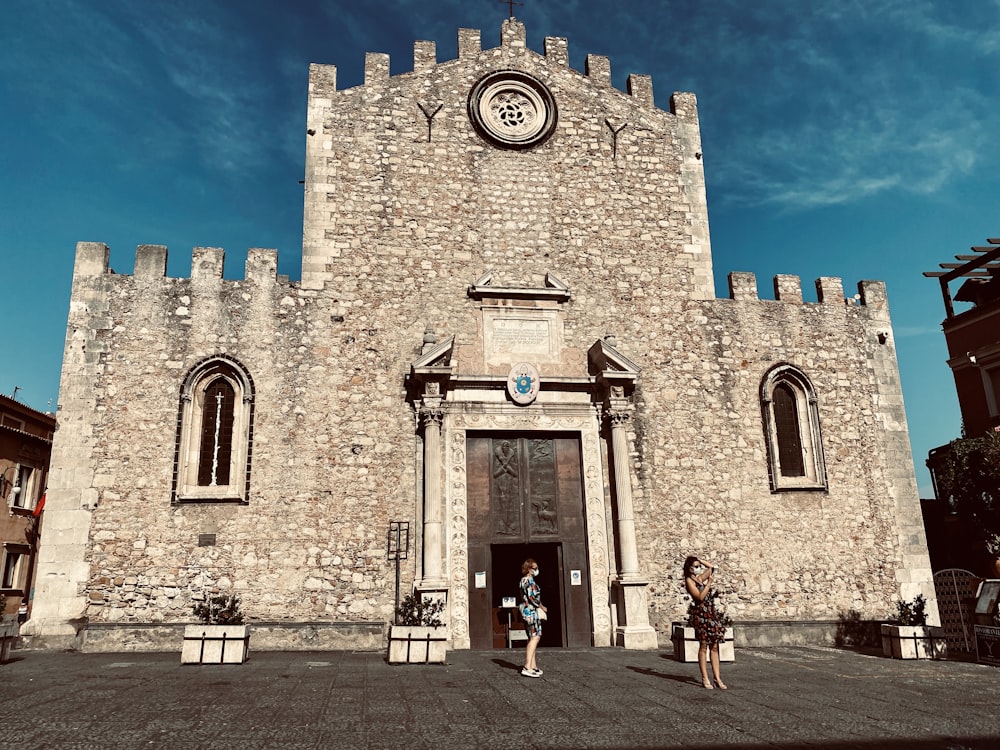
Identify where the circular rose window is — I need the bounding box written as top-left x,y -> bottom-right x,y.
468,71 -> 558,150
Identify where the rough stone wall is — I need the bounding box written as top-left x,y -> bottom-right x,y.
28,19 -> 934,647
302,20 -> 714,309
30,241 -> 422,638
633,274 -> 934,631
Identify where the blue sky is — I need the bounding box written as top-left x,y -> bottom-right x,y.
2,0 -> 998,497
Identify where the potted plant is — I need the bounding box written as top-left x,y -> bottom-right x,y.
181,593 -> 250,665
671,589 -> 735,663
387,593 -> 447,664
880,594 -> 946,659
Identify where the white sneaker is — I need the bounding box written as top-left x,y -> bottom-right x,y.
521,667 -> 540,677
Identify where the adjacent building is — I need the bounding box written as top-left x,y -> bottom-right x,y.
1,394 -> 55,621
924,237 -> 1000,575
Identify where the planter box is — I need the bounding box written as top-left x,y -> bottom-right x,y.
387,625 -> 447,664
671,624 -> 735,663
181,624 -> 250,664
880,624 -> 947,660
0,618 -> 18,664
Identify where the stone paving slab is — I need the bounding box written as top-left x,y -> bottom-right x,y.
1,646 -> 999,749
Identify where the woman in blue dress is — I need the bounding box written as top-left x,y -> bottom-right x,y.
684,555 -> 728,689
519,558 -> 547,677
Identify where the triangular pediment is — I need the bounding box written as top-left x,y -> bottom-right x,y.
468,270 -> 571,302
411,335 -> 455,371
588,338 -> 640,379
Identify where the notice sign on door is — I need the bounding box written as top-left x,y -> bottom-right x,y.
475,571 -> 487,589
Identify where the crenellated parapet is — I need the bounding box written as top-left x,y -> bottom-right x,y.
727,271 -> 887,310
72,242 -> 283,287
311,19 -> 679,114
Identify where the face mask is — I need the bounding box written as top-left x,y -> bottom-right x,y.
533,568 -> 540,577
692,565 -> 705,575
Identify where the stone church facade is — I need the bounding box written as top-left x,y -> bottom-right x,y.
27,20 -> 935,651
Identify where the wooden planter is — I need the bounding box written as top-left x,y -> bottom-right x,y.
880,624 -> 947,659
387,625 -> 447,664
181,624 -> 250,664
671,624 -> 735,663
0,617 -> 18,664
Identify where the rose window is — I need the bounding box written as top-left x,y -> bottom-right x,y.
468,71 -> 557,149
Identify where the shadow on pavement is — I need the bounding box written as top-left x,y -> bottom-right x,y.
626,664 -> 700,686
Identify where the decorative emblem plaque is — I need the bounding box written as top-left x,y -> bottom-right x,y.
507,362 -> 540,405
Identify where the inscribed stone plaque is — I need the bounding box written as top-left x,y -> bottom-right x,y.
483,309 -> 562,365
493,319 -> 550,353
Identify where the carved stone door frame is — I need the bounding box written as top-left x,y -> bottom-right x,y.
444,407 -> 612,650
407,332 -> 656,650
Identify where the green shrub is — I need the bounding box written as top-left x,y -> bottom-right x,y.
889,594 -> 927,626
395,593 -> 445,626
192,593 -> 245,625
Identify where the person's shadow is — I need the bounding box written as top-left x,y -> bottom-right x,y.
492,658 -> 523,672
627,665 -> 701,685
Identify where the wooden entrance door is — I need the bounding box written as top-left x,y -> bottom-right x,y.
466,434 -> 592,649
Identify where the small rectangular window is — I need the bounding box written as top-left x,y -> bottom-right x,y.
1,545 -> 28,590
12,465 -> 33,508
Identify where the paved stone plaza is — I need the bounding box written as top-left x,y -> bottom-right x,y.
2,646 -> 999,749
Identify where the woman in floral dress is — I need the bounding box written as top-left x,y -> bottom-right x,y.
519,558 -> 547,677
684,555 -> 728,689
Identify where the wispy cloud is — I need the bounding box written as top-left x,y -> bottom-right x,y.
603,0 -> 1000,211
893,325 -> 944,338
1,1 -> 289,179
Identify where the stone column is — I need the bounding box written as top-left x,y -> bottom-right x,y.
606,403 -> 658,649
419,402 -> 446,588
608,409 -> 641,578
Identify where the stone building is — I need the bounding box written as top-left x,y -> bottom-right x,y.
27,19 -> 935,651
1,394 -> 55,620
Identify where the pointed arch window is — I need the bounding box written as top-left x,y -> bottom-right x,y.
173,356 -> 254,503
761,364 -> 827,491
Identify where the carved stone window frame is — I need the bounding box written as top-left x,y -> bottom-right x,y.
760,364 -> 827,492
173,355 -> 255,505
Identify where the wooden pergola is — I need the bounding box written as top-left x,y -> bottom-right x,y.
923,238 -> 1000,319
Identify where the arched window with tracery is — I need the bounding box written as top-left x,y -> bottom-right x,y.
173,356 -> 254,503
761,364 -> 826,491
